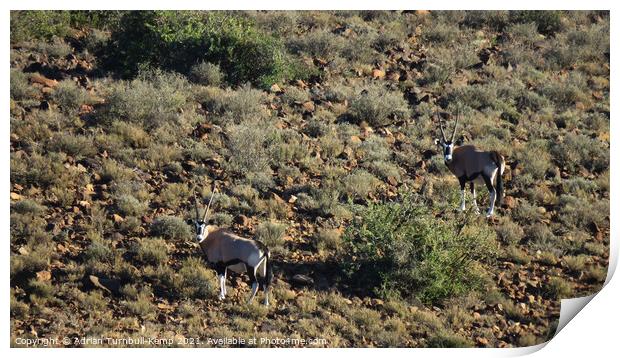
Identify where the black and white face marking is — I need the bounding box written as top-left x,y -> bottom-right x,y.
441,141 -> 454,163
194,220 -> 207,242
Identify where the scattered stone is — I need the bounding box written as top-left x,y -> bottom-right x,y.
371,69 -> 385,79
302,101 -> 315,112
30,73 -> 58,88
10,192 -> 22,200
234,214 -> 251,227
503,196 -> 517,209
88,275 -> 120,295
270,83 -> 282,93
36,271 -> 52,282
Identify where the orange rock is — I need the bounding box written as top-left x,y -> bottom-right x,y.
30,73 -> 58,88
503,196 -> 517,209
371,69 -> 385,79
350,136 -> 362,144
302,101 -> 315,112
270,83 -> 282,93
36,271 -> 52,281
10,192 -> 22,200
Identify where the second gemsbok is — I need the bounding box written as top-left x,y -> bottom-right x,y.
434,112 -> 506,217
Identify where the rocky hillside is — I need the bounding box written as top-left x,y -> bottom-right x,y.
10,10 -> 609,347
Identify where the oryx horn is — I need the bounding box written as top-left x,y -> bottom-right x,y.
202,187 -> 218,222
451,107 -> 460,142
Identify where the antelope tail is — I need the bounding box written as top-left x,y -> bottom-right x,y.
490,151 -> 504,206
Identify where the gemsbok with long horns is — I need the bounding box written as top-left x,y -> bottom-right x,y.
191,189 -> 273,305
434,111 -> 506,217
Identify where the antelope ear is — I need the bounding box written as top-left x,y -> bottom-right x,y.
186,218 -> 194,225
456,135 -> 465,146
434,139 -> 441,146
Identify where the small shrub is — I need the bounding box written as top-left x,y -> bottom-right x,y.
515,140 -> 551,180
177,257 -> 217,299
542,276 -> 573,300
256,221 -> 287,251
52,80 -> 88,116
151,216 -> 191,241
124,289 -> 156,319
509,10 -> 563,36
343,169 -> 380,199
136,238 -> 168,266
563,255 -> 588,274
84,237 -> 114,264
551,133 -> 608,174
109,121 -> 151,148
348,84 -> 410,126
225,122 -> 272,176
10,69 -> 36,101
49,133 -> 97,159
114,194 -> 149,217
98,70 -> 189,128
344,194 -> 497,304
189,61 -> 223,86
314,228 -> 342,252
99,159 -> 135,184
427,331 -> 473,348
157,183 -> 192,209
495,217 -> 524,245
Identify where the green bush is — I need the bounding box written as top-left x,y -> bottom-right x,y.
150,216 -> 191,241
98,70 -> 190,128
509,10 -> 563,36
256,221 -> 287,251
10,69 -> 36,101
348,84 -> 410,126
189,61 -> 223,86
343,194 -> 497,304
177,257 -> 217,299
105,11 -> 290,87
10,11 -> 72,42
52,80 -> 88,116
136,238 -> 168,266
551,133 -> 608,174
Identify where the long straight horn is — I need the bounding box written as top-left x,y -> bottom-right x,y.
451,108 -> 460,142
202,187 -> 218,222
438,116 -> 447,142
193,194 -> 200,221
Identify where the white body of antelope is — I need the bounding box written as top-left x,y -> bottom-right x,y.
192,193 -> 273,305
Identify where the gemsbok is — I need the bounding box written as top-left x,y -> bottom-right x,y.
434,112 -> 506,217
191,189 -> 273,305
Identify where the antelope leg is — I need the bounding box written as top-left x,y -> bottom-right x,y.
482,173 -> 496,217
470,182 -> 479,214
216,264 -> 226,300
263,287 -> 270,306
246,266 -> 258,304
248,282 -> 259,303
458,176 -> 467,211
223,268 -> 227,296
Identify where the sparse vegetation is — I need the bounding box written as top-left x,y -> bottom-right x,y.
10,10 -> 609,348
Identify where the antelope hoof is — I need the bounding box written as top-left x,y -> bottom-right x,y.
486,211 -> 493,218
218,294 -> 225,300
